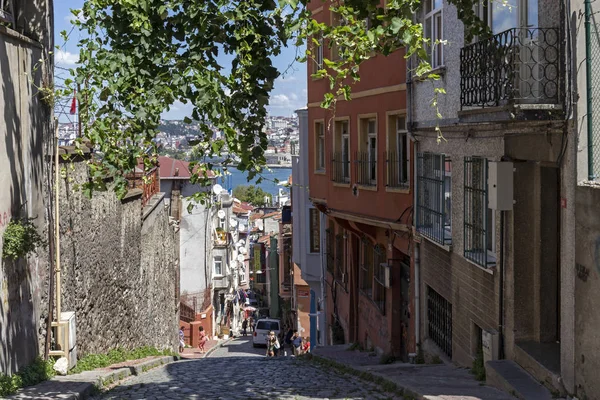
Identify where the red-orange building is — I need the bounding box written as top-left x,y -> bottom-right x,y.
307,1 -> 413,358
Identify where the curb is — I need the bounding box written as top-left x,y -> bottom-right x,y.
310,354 -> 423,400
204,337 -> 235,358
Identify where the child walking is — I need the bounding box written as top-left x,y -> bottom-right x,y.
198,326 -> 208,353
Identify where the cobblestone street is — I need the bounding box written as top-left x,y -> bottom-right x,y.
92,338 -> 400,400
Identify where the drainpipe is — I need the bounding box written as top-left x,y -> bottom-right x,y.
407,41 -> 421,354
54,114 -> 62,352
585,0 -> 596,180
499,211 -> 505,359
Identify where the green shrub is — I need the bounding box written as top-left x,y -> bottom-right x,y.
471,347 -> 486,381
0,357 -> 55,397
69,346 -> 175,375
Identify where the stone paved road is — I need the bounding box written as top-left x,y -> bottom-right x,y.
93,337 -> 401,400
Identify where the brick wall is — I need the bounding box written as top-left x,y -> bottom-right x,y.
420,240 -> 497,366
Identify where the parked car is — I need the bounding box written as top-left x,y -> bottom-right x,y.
252,318 -> 281,348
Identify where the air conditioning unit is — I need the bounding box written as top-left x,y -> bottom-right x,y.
381,263 -> 391,288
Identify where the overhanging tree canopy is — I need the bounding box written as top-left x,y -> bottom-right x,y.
65,0 -> 489,202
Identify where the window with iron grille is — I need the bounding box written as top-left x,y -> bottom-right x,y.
312,33 -> 323,73
356,118 -> 377,186
315,121 -> 325,172
373,245 -> 386,313
427,286 -> 452,357
333,120 -> 350,183
360,238 -> 374,297
326,227 -> 334,275
416,153 -> 452,245
386,115 -> 409,189
464,157 -> 496,267
335,233 -> 345,284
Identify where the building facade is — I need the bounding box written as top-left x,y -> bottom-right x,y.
293,108 -> 327,349
410,0 -> 575,396
307,0 -> 414,358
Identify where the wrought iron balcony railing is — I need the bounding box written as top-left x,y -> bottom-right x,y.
385,151 -> 409,189
331,151 -> 350,183
460,27 -> 560,109
355,151 -> 377,186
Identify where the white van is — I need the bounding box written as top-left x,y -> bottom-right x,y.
252,318 -> 281,347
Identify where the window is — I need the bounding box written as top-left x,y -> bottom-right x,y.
315,121 -> 325,172
331,11 -> 347,60
309,208 -> 321,253
387,115 -> 409,188
416,152 -> 452,245
213,256 -> 223,276
464,157 -> 496,267
326,226 -> 334,275
357,117 -> 377,186
334,232 -> 345,284
360,239 -> 374,297
373,245 -> 386,313
427,286 -> 452,357
333,120 -> 350,183
424,0 -> 443,68
312,34 -> 324,73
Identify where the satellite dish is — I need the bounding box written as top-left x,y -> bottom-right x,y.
240,247 -> 247,255
212,184 -> 224,195
217,210 -> 226,219
237,254 -> 245,262
230,218 -> 238,227
238,239 -> 246,247
239,224 -> 246,232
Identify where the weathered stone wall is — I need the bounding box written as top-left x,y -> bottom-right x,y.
0,10 -> 53,375
57,159 -> 178,357
574,184 -> 600,399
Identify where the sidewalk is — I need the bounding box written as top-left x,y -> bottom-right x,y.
312,345 -> 515,400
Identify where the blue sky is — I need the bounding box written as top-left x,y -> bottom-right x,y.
54,2 -> 307,118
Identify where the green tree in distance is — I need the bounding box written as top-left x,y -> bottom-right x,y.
63,0 -> 491,201
233,185 -> 273,207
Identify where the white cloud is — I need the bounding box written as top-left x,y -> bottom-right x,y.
64,10 -> 87,25
269,94 -> 292,108
55,50 -> 79,67
275,75 -> 298,84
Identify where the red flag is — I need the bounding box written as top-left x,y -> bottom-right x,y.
69,90 -> 77,115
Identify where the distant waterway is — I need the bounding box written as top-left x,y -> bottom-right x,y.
214,167 -> 292,197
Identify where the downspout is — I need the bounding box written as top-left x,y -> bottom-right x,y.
407,45 -> 420,353
499,211 -> 505,359
54,114 -> 62,351
585,0 -> 596,180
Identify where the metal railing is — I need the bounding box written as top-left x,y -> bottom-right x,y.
180,301 -> 195,323
416,153 -> 451,245
464,157 -> 491,267
427,286 -> 452,357
460,27 -> 560,108
355,151 -> 377,186
331,152 -> 350,183
386,151 -> 409,189
126,167 -> 160,208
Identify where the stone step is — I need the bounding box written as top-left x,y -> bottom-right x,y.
514,343 -> 563,395
486,360 -> 554,400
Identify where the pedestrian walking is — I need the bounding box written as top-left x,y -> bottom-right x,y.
242,318 -> 248,336
198,326 -> 208,353
284,327 -> 293,355
179,326 -> 186,353
266,331 -> 279,357
291,330 -> 302,356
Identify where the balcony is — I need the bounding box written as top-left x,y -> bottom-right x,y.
354,151 -> 377,187
331,152 -> 350,184
460,28 -> 560,109
385,151 -> 409,189
126,167 -> 160,207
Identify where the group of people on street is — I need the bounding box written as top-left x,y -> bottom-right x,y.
266,327 -> 310,358
178,325 -> 208,354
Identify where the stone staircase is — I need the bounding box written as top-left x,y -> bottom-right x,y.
486,360 -> 556,400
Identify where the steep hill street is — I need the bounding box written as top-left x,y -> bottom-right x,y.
92,338 -> 399,400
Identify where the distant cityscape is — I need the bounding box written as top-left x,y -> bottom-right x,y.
57,114 -> 300,167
